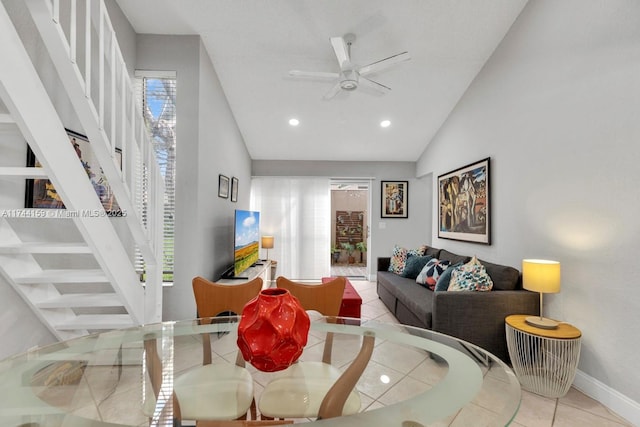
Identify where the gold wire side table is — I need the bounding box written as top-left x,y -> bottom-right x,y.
505,314 -> 582,398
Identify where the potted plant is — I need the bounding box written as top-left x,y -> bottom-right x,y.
330,244 -> 341,264
341,242 -> 356,264
355,241 -> 367,264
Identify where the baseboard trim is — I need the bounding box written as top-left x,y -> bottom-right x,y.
573,369 -> 640,426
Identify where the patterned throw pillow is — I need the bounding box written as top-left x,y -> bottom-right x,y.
401,255 -> 433,279
434,261 -> 464,291
388,245 -> 428,275
416,258 -> 451,290
412,245 -> 428,257
447,256 -> 494,292
388,245 -> 409,274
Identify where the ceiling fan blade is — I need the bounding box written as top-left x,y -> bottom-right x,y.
358,51 -> 410,76
289,70 -> 340,80
322,82 -> 343,100
359,76 -> 391,94
330,36 -> 351,69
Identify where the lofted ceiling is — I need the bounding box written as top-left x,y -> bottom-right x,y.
116,0 -> 528,162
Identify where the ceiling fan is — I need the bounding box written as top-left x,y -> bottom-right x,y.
288,33 -> 410,100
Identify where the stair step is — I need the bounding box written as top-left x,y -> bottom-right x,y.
0,114 -> 17,131
0,242 -> 91,254
14,269 -> 108,283
0,167 -> 47,178
0,113 -> 15,124
36,293 -> 123,308
54,315 -> 136,331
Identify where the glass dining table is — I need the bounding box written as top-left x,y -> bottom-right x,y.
0,316 -> 521,427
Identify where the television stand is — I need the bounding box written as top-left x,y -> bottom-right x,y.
220,266 -> 249,280
217,260 -> 272,289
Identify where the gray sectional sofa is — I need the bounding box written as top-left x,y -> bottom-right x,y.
376,246 -> 539,362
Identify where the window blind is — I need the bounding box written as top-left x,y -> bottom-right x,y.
134,71 -> 176,282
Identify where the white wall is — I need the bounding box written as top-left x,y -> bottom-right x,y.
417,0 -> 640,418
136,35 -> 253,322
196,42 -> 253,282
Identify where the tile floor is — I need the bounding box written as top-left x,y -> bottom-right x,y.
348,279 -> 634,427
330,264 -> 367,279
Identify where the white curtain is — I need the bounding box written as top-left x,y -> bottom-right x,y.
251,177 -> 330,280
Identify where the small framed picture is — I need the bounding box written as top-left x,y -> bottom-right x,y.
231,177 -> 239,202
218,174 -> 229,198
381,181 -> 408,218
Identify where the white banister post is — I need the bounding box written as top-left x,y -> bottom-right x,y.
98,0 -> 104,129
110,35 -> 116,153
84,0 -> 91,98
120,66 -> 126,182
52,0 -> 59,22
69,0 -> 76,62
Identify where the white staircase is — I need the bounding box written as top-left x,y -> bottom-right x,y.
0,0 -> 164,340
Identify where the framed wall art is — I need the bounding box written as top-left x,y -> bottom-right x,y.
381,180 -> 408,218
25,129 -> 122,215
231,177 -> 239,202
438,157 -> 490,244
218,174 -> 230,198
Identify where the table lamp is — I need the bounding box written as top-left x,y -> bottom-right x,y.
261,235 -> 274,261
522,259 -> 561,329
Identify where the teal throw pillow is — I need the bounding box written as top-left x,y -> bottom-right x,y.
434,261 -> 463,291
401,255 -> 433,279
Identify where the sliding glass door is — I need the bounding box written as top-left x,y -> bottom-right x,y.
330,180 -> 371,280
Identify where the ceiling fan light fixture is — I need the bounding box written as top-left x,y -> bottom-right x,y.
340,70 -> 359,91
340,80 -> 358,91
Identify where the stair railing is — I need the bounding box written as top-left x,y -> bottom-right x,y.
25,0 -> 165,321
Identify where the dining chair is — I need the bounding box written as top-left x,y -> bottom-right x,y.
145,331 -> 295,427
258,276 -> 375,420
143,277 -> 263,425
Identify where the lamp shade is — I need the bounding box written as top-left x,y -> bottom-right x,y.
261,235 -> 274,249
522,259 -> 561,294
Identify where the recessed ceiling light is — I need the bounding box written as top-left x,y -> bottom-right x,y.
289,118 -> 300,126
380,120 -> 391,128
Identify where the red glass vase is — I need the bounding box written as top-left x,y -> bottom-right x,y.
237,288 -> 310,372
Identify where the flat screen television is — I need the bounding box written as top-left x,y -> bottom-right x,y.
233,209 -> 260,277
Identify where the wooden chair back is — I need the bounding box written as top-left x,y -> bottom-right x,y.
276,276 -> 345,316
192,276 -> 263,318
192,276 -> 263,366
276,276 -> 346,363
